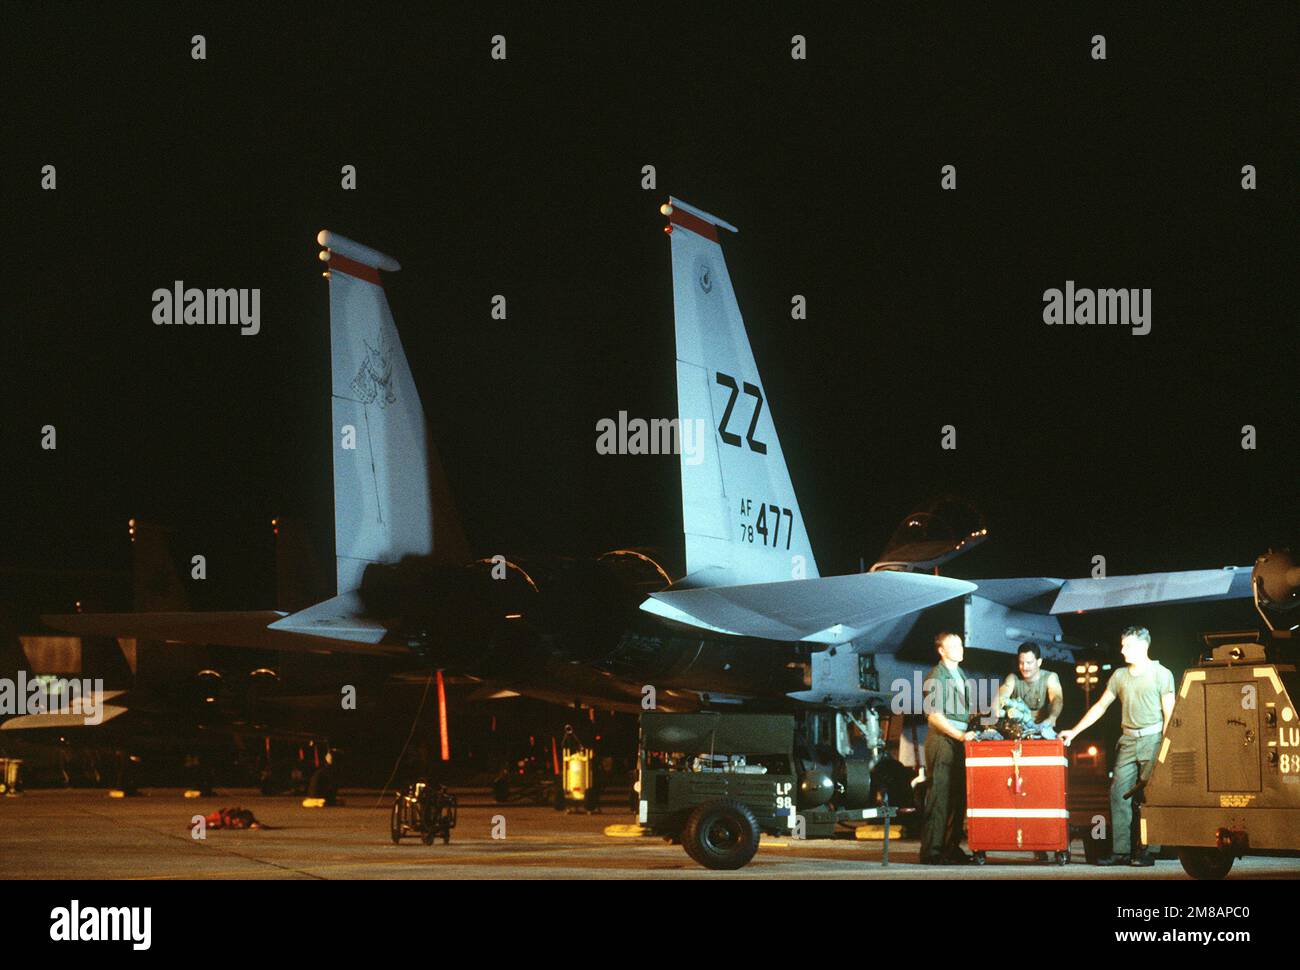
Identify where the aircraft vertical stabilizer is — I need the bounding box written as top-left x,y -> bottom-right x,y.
132,520 -> 189,611
317,230 -> 468,595
664,199 -> 818,587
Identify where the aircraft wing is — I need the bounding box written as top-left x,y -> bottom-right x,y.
641,571 -> 977,645
42,610 -> 409,657
973,566 -> 1252,615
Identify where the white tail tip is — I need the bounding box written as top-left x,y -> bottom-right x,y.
315,230 -> 401,272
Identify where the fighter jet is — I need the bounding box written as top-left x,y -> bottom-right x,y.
1,517 -> 432,788
36,206 -> 1254,721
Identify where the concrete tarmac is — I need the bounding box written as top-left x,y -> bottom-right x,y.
3,788 -> 1296,880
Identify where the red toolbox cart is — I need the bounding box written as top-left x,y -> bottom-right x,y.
964,738 -> 1070,865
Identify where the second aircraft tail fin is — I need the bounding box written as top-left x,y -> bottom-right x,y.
317,231 -> 469,595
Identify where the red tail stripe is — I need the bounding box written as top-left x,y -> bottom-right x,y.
327,251 -> 383,285
668,207 -> 719,242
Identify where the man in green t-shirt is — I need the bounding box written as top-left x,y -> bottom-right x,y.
920,631 -> 978,865
1060,625 -> 1175,867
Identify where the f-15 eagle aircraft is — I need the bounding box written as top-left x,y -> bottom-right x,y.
39,202 -> 1253,720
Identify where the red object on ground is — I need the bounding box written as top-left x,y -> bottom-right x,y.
191,807 -> 265,831
965,739 -> 1069,855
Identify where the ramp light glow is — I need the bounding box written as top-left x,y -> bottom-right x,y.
436,669 -> 450,762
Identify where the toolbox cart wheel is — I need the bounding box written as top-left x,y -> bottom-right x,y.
1054,850 -> 1069,865
681,798 -> 761,870
972,851 -> 987,866
1177,846 -> 1234,880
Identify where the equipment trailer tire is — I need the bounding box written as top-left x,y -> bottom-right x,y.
1177,846 -> 1234,880
681,798 -> 761,870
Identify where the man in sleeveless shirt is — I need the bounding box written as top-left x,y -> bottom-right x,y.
994,641 -> 1064,733
920,631 -> 978,865
993,641 -> 1065,860
1060,625 -> 1175,867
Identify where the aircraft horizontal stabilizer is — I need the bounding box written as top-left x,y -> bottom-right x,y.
43,610 -> 407,656
973,565 -> 1251,615
266,591 -> 388,644
642,571 -> 976,645
1050,566 -> 1252,613
1,689 -> 129,731
1,698 -> 129,732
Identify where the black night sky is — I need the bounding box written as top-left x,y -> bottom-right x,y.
4,5 -> 1295,662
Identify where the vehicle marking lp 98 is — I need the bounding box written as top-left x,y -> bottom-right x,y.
775,781 -> 794,811
738,498 -> 793,549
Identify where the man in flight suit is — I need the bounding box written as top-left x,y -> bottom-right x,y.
1060,625 -> 1175,867
920,631 -> 977,865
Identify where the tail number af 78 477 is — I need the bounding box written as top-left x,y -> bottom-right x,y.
739,498 -> 793,550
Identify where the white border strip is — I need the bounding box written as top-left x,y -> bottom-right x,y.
966,756 -> 1068,767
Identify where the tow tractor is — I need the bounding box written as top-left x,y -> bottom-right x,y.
1143,548 -> 1300,878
